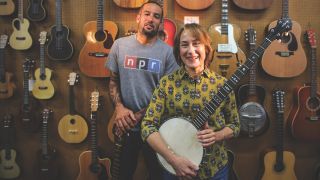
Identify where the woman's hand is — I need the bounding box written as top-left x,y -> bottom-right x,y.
197,122 -> 224,147
170,155 -> 199,179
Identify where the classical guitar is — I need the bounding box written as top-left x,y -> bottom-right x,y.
175,0 -> 214,10
21,58 -> 40,132
9,0 -> 33,50
78,0 -> 118,77
32,31 -> 55,100
113,0 -> 148,8
77,90 -> 112,180
0,34 -> 15,99
0,114 -> 21,179
35,108 -> 59,180
0,0 -> 15,15
58,72 -> 88,143
232,0 -> 273,10
156,18 -> 292,175
27,0 -> 46,21
47,0 -> 73,61
237,25 -> 268,137
261,0 -> 307,78
261,90 -> 297,180
287,29 -> 320,141
208,0 -> 246,78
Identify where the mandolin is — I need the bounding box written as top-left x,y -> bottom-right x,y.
237,25 -> 268,137
78,0 -> 118,77
232,0 -> 273,10
113,0 -> 148,8
0,0 -> 15,15
287,29 -> 320,141
261,0 -> 307,78
32,31 -> 55,100
208,0 -> 246,79
175,0 -> 214,10
77,90 -> 112,180
0,34 -> 15,99
9,0 -> 33,50
261,90 -> 297,180
47,0 -> 73,61
58,72 -> 88,143
26,0 -> 46,21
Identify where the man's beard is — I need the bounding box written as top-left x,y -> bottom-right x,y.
142,27 -> 158,38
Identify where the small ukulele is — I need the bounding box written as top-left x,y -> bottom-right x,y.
0,0 -> 15,15
27,0 -> 46,21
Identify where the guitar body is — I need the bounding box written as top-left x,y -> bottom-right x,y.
261,151 -> 297,180
21,97 -> 40,132
0,149 -> 20,179
162,18 -> 176,47
9,18 -> 33,50
36,148 -> 59,180
32,68 -> 54,100
238,84 -> 266,105
77,151 -> 111,180
27,0 -> 46,21
0,72 -> 15,99
79,21 -> 118,77
287,85 -> 320,141
175,0 -> 214,10
47,25 -> 74,61
233,0 -> 273,10
58,114 -> 88,143
261,20 -> 307,78
0,0 -> 15,15
113,0 -> 148,8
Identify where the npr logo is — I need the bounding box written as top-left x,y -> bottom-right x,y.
124,56 -> 161,73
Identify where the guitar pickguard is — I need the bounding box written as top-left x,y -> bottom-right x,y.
216,24 -> 238,53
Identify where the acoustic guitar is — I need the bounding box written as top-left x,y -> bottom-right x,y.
58,72 -> 88,143
175,0 -> 214,10
0,0 -> 15,15
287,29 -> 320,141
78,0 -> 118,77
208,0 -> 246,79
47,0 -> 74,61
32,31 -> 55,100
27,0 -> 46,21
237,25 -> 268,137
0,114 -> 21,179
0,34 -> 15,99
9,0 -> 33,50
113,0 -> 148,8
232,0 -> 273,10
261,0 -> 307,78
261,90 -> 297,180
157,0 -> 176,47
77,90 -> 112,180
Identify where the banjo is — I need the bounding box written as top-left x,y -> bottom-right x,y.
157,18 -> 292,175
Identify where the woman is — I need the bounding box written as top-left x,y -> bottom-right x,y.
141,23 -> 240,180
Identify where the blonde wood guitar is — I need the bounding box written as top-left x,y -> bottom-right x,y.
175,0 -> 214,10
113,0 -> 148,8
0,0 -> 15,15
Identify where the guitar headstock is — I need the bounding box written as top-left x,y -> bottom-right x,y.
23,58 -> 35,73
0,34 -> 8,49
41,108 -> 52,124
306,29 -> 317,48
245,24 -> 256,45
3,114 -> 13,128
39,31 -> 47,45
273,89 -> 285,114
68,72 -> 80,86
269,18 -> 292,41
90,90 -> 100,112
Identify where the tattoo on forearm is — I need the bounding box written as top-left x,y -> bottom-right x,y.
109,72 -> 122,106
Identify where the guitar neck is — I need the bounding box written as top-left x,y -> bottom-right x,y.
97,0 -> 104,32
310,48 -> 318,98
56,0 -> 62,31
18,0 -> 24,20
111,135 -> 123,179
40,43 -> 45,77
90,111 -> 99,164
275,111 -> 284,166
23,70 -> 30,105
0,49 -> 5,82
248,42 -> 257,95
282,0 -> 289,18
41,116 -> 49,155
68,86 -> 75,114
221,0 -> 229,35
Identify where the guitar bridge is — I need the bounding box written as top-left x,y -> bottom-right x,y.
0,2 -> 7,5
309,116 -> 319,121
275,51 -> 294,57
88,52 -> 108,57
0,89 -> 8,94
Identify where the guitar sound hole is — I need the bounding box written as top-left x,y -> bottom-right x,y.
307,97 -> 320,110
70,119 -> 75,125
13,20 -> 21,30
95,31 -> 106,42
274,163 -> 284,172
90,163 -> 101,174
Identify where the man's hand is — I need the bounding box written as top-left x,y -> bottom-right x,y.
114,104 -> 137,134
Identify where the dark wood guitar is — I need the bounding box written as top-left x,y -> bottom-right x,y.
287,29 -> 320,141
78,0 -> 118,77
0,34 -> 15,99
35,108 -> 59,180
58,72 -> 88,143
0,0 -> 15,15
175,0 -> 214,10
0,114 -> 21,179
233,0 -> 273,10
113,0 -> 148,8
237,25 -> 268,137
47,0 -> 73,61
261,0 -> 307,78
21,58 -> 40,132
77,90 -> 112,180
27,0 -> 46,21
208,0 -> 246,79
261,90 -> 297,180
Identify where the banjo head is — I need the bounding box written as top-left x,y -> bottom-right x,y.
158,117 -> 203,174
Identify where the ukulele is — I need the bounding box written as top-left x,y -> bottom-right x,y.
78,0 -> 118,77
35,108 -> 59,180
58,72 -> 88,143
0,114 -> 21,179
0,34 -> 15,99
261,90 -> 297,180
47,0 -> 73,61
287,29 -> 320,141
261,0 -> 307,78
208,0 -> 246,79
32,31 -> 55,100
26,0 -> 46,21
21,58 -> 40,132
113,0 -> 148,8
175,0 -> 214,10
237,25 -> 268,137
0,0 -> 15,15
232,0 -> 273,10
77,90 -> 112,180
9,0 -> 33,50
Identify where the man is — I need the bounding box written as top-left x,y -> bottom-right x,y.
106,1 -> 179,179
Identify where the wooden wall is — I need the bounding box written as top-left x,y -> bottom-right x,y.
0,0 -> 319,180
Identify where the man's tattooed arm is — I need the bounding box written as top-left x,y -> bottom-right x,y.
109,71 -> 122,106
